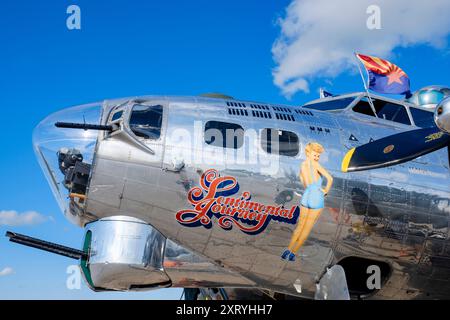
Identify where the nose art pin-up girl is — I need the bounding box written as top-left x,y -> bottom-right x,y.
281,142 -> 333,262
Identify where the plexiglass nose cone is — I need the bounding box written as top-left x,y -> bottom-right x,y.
33,103 -> 103,225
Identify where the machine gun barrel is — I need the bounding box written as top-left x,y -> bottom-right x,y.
55,122 -> 113,131
5,231 -> 87,260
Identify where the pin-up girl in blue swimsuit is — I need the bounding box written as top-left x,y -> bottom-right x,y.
282,142 -> 333,262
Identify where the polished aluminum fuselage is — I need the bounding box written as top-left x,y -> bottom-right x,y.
81,95 -> 450,299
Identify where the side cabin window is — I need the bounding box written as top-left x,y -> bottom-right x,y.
129,104 -> 163,140
261,128 -> 299,157
204,121 -> 244,149
352,98 -> 411,125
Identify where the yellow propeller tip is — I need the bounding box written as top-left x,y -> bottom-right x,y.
341,148 -> 356,173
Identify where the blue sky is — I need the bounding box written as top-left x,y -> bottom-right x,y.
0,0 -> 449,299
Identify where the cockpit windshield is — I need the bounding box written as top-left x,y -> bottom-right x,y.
33,103 -> 102,225
303,97 -> 355,111
409,107 -> 435,128
352,97 -> 412,125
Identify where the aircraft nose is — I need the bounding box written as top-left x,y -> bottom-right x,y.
32,102 -> 103,225
435,96 -> 450,134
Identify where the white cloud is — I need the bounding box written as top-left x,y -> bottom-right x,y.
0,267 -> 14,277
0,210 -> 49,226
272,0 -> 450,98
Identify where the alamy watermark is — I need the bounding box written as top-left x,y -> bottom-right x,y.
367,264 -> 381,290
66,264 -> 81,290
366,5 -> 381,30
166,121 -> 300,175
66,5 -> 81,30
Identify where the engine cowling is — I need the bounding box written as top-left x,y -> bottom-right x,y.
434,97 -> 450,134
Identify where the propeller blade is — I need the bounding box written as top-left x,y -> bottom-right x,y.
341,127 -> 450,172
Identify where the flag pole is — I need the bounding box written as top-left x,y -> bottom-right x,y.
354,52 -> 377,115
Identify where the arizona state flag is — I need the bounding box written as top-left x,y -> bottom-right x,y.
356,53 -> 411,97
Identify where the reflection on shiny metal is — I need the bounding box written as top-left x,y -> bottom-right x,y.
293,279 -> 302,293
314,266 -> 350,300
164,239 -> 256,288
84,216 -> 170,291
408,85 -> 450,109
435,97 -> 450,134
34,93 -> 450,299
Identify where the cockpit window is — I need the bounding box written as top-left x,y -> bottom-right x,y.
353,98 -> 376,117
129,104 -> 163,139
353,98 -> 411,125
303,97 -> 355,111
409,107 -> 435,128
374,101 -> 411,125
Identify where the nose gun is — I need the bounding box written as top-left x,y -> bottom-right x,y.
55,121 -> 113,131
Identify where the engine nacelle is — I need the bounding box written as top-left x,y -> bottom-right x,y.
435,97 -> 450,134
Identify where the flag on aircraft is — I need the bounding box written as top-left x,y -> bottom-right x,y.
356,53 -> 411,97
